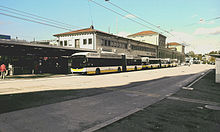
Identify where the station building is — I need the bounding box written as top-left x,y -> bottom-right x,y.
54,26 -> 158,58
167,42 -> 185,54
54,26 -> 185,62
127,31 -> 166,48
127,30 -> 185,62
0,26 -> 186,75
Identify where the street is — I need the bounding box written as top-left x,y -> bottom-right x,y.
0,65 -> 215,131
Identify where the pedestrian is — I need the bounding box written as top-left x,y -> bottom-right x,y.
0,63 -> 7,80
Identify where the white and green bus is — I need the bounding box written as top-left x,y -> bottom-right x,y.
170,59 -> 178,67
148,58 -> 161,68
160,58 -> 170,68
70,52 -> 142,74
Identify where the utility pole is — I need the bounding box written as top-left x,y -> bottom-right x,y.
116,16 -> 118,34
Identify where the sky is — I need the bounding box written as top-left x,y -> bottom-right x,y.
0,0 -> 220,54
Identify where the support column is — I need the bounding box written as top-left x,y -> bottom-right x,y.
216,58 -> 220,83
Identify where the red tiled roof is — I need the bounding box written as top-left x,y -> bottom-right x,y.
127,31 -> 157,37
167,42 -> 181,46
54,27 -> 107,36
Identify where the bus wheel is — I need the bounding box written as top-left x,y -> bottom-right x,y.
134,66 -> 137,71
95,68 -> 100,75
117,67 -> 121,72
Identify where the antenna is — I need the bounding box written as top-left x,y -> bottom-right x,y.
88,0 -> 94,26
108,25 -> 111,33
116,16 -> 118,34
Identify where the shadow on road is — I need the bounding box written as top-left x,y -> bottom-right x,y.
0,73 -> 198,114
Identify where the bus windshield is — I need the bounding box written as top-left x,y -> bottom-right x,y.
71,55 -> 87,68
149,60 -> 160,64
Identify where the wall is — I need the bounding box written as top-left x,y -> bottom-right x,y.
168,45 -> 185,54
158,47 -> 185,63
57,33 -> 95,50
158,35 -> 166,48
96,33 -> 157,58
128,34 -> 158,46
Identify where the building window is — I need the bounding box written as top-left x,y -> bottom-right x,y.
105,40 -> 108,46
108,40 -> 111,46
60,41 -> 63,46
75,39 -> 80,48
83,39 -> 87,45
64,40 -> 67,46
88,38 -> 92,44
68,40 -> 72,46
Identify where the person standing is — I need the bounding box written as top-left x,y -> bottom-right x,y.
0,63 -> 6,79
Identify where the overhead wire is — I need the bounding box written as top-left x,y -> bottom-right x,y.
89,0 -> 188,45
0,5 -> 82,29
88,0 -> 160,32
106,0 -> 174,36
0,8 -> 74,30
0,12 -> 72,31
185,16 -> 220,27
204,16 -> 220,22
107,1 -> 188,45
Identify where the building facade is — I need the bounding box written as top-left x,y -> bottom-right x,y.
167,42 -> 185,54
127,31 -> 166,48
54,26 -> 185,62
127,30 -> 185,62
54,26 -> 158,58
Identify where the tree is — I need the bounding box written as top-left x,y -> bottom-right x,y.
186,51 -> 196,58
210,57 -> 215,64
209,51 -> 218,55
197,54 -> 202,60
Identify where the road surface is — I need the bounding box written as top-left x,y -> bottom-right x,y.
0,64 -> 214,132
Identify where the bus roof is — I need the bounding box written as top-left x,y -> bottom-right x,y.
149,58 -> 160,61
71,52 -> 122,59
71,52 -> 141,60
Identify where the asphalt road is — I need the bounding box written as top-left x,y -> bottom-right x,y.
0,65 -> 214,132
96,69 -> 220,132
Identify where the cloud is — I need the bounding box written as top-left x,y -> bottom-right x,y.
117,31 -> 131,38
167,31 -> 194,44
167,31 -> 220,54
191,14 -> 198,18
124,14 -> 136,19
0,21 -> 13,25
194,27 -> 220,35
0,21 -> 5,25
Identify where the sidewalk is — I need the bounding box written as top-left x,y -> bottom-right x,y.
97,69 -> 220,132
1,73 -> 72,80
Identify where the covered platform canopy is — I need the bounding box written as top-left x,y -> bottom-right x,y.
0,39 -> 96,57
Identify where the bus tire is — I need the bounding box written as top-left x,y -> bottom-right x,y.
95,68 -> 100,75
134,66 -> 137,71
117,67 -> 121,72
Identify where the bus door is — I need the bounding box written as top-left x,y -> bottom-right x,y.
122,55 -> 127,72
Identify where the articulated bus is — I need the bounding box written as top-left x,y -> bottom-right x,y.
159,58 -> 178,68
142,58 -> 178,69
149,58 -> 161,68
141,57 -> 151,69
70,52 -> 142,74
70,52 -> 179,75
160,58 -> 170,68
141,57 -> 161,69
170,59 -> 178,67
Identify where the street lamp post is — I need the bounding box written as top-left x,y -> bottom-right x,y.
211,54 -> 220,83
